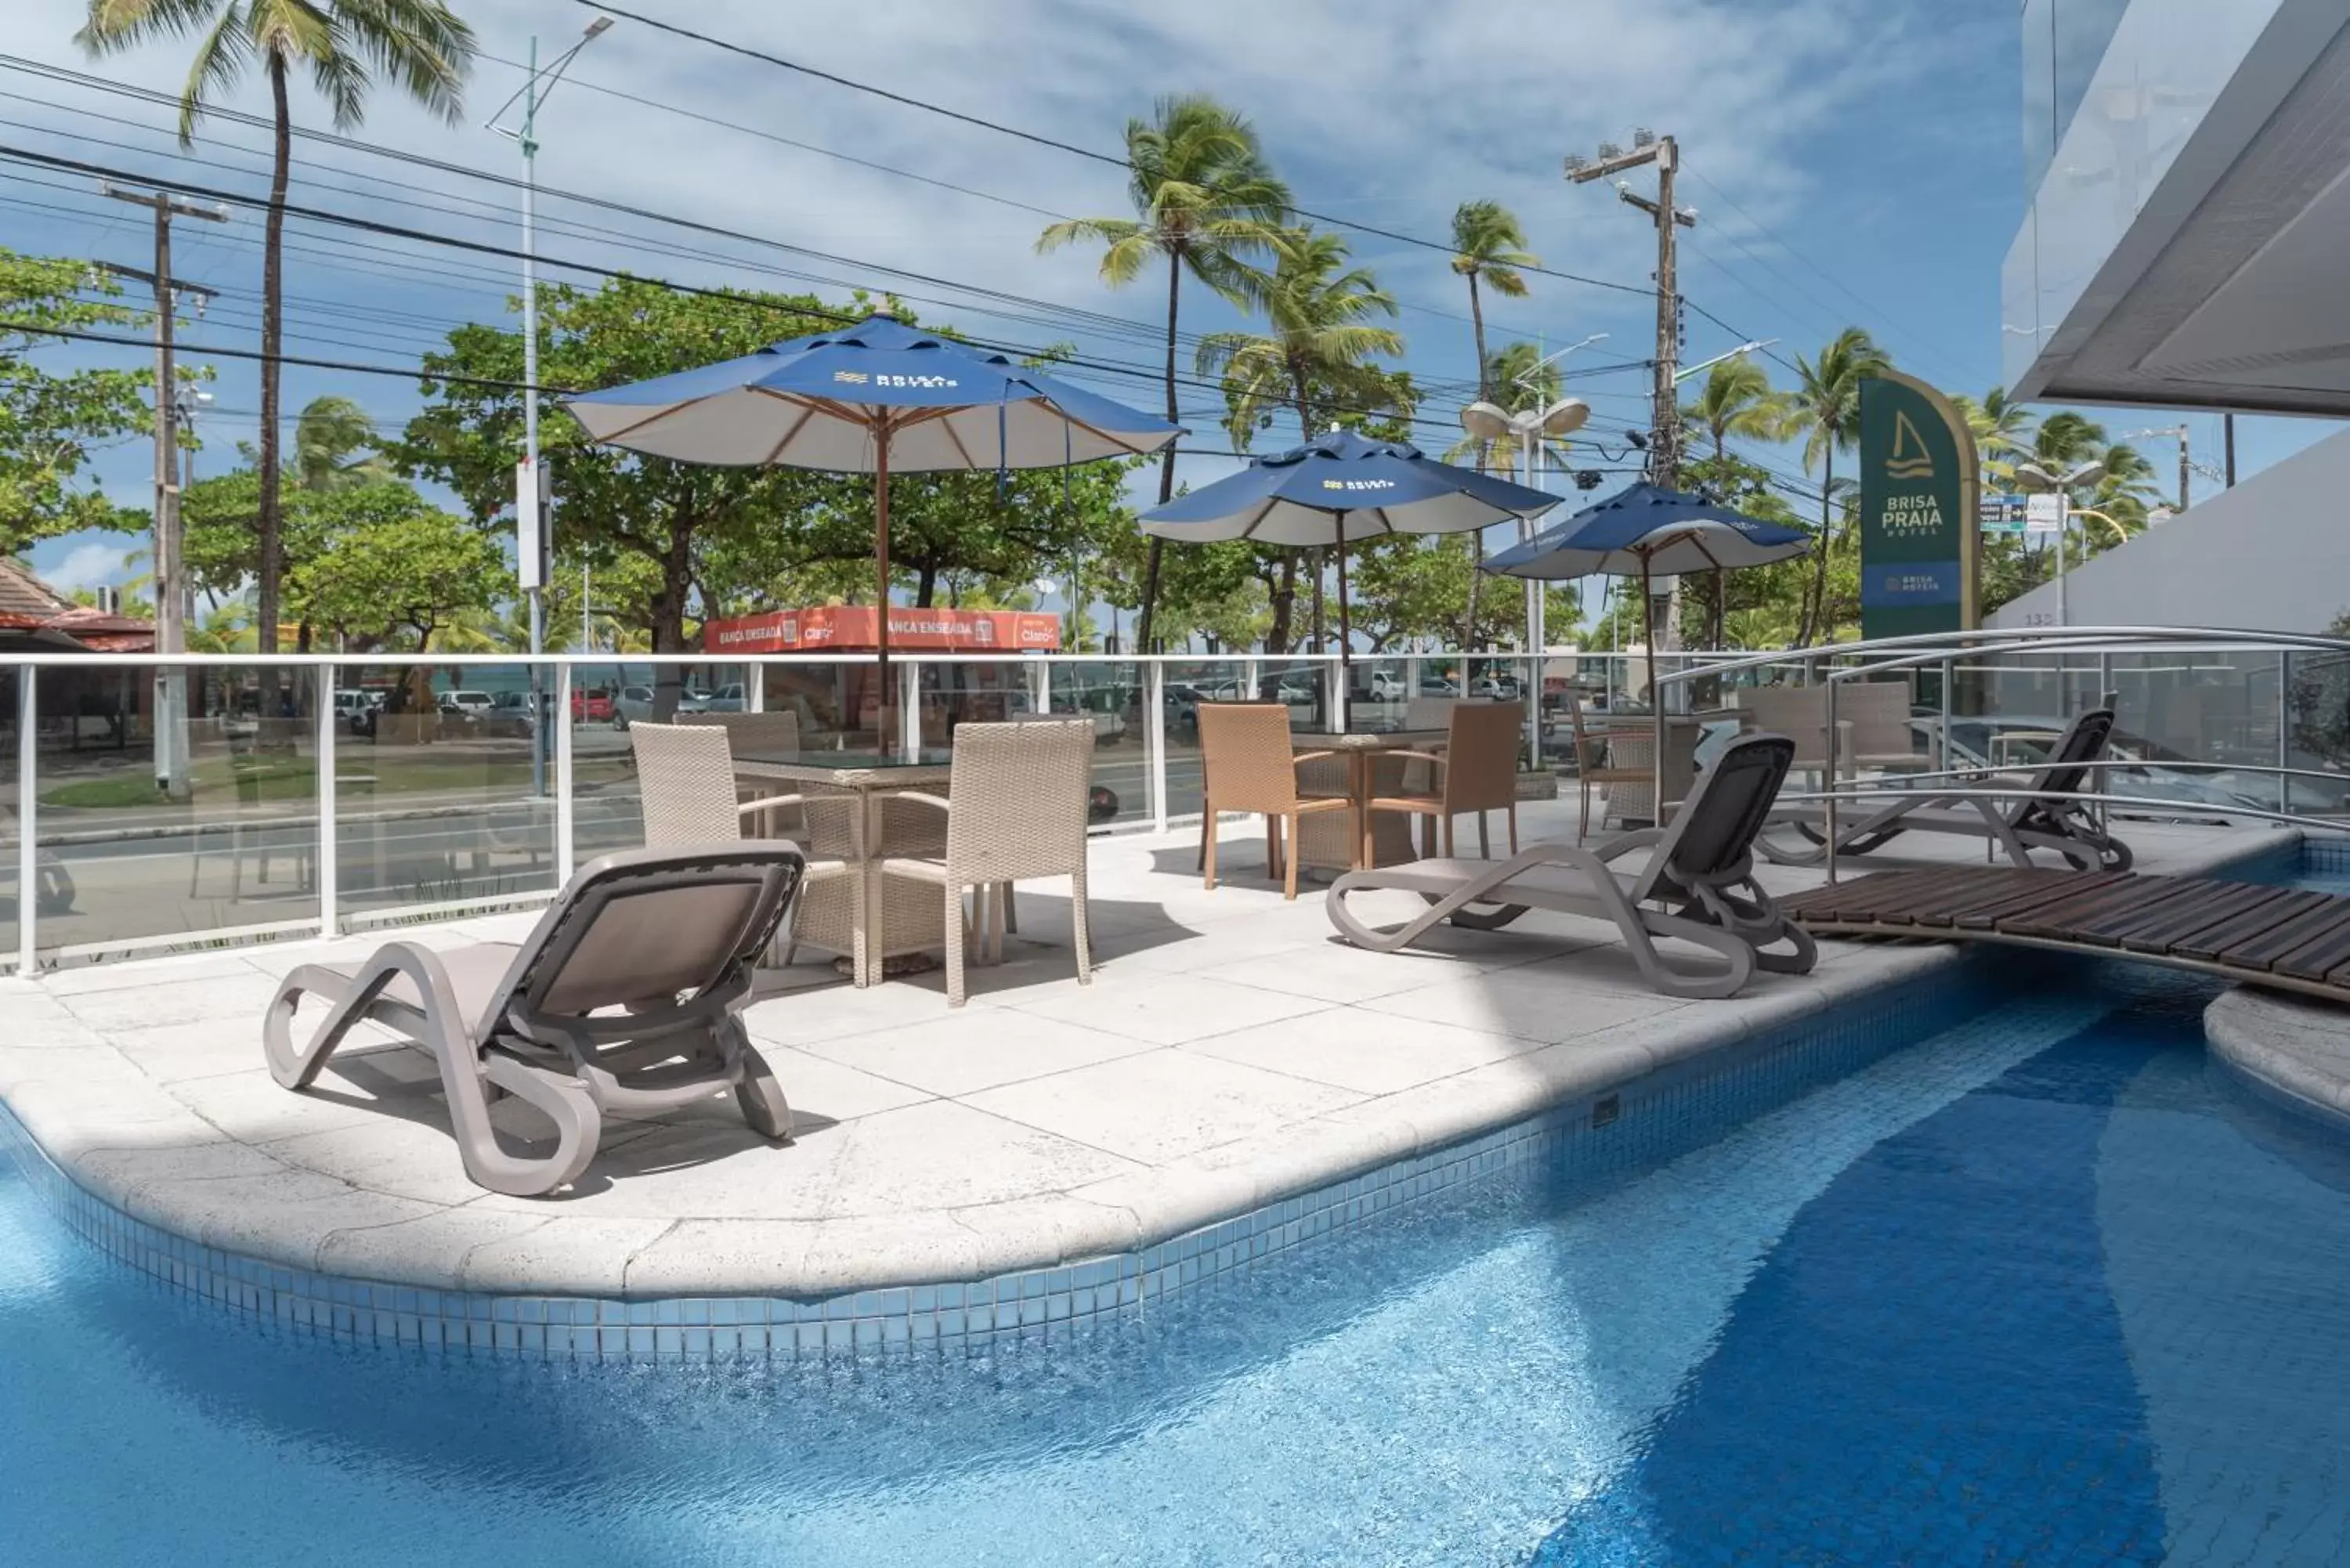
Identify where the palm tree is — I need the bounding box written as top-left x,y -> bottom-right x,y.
1679,354 -> 1783,646
1680,354 -> 1783,466
78,0 -> 475,660
1036,96 -> 1290,652
1449,201 -> 1535,647
291,393 -> 387,491
1196,227 -> 1406,651
1780,327 -> 1891,644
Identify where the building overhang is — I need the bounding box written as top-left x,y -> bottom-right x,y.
2007,0 -> 2350,415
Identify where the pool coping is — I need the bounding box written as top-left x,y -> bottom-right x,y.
0,826 -> 2308,1359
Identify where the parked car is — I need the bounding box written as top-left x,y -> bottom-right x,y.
1472,673 -> 1523,701
438,689 -> 495,727
332,689 -> 383,734
1365,669 -> 1408,702
486,690 -> 537,737
613,685 -> 657,728
681,682 -> 748,714
570,686 -> 614,724
1419,675 -> 1462,697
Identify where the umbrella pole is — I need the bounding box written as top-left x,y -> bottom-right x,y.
1334,513 -> 1351,731
873,432 -> 894,746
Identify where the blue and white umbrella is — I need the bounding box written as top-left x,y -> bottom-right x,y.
1141,428 -> 1560,667
1485,481 -> 1808,707
565,314 -> 1178,662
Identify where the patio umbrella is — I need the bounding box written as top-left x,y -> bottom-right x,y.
562,314 -> 1179,677
1483,480 -> 1808,712
1137,428 -> 1561,678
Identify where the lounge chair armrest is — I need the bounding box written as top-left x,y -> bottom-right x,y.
1380,749 -> 1449,768
1290,750 -> 1340,766
1591,826 -> 1665,862
736,793 -> 805,818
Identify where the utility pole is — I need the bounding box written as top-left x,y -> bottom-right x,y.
100,184 -> 224,796
2225,414 -> 2237,486
1567,130 -> 1697,645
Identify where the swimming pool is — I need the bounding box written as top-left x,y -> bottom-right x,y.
5,959 -> 2347,1563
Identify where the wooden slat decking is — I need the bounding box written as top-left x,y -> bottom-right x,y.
1781,869 -> 2350,1006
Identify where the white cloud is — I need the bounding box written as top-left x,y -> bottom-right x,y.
36,539 -> 134,594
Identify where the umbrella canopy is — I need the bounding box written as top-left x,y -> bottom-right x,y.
562,313 -> 1179,672
1140,429 -> 1560,669
1141,428 -> 1560,547
1481,481 -> 1809,581
1484,482 -> 1808,722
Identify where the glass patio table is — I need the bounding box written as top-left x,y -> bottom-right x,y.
729,746 -> 956,985
1287,725 -> 1451,873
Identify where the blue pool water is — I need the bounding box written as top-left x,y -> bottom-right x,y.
5,963 -> 2349,1564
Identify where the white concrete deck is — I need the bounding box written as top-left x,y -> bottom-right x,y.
0,801 -> 2291,1300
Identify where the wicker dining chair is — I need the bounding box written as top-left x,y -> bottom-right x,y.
877,718 -> 1094,1007
681,710 -> 805,834
1365,699 -> 1522,860
1195,703 -> 1353,900
1565,688 -> 1653,842
627,721 -> 852,967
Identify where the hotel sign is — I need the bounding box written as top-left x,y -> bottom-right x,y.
1857,372 -> 1979,639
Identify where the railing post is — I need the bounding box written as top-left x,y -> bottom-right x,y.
1939,655 -> 1954,777
316,664 -> 338,938
1824,673 -> 1842,886
899,662 -> 920,757
2279,651 -> 2294,817
1329,658 -> 1346,735
1147,659 -> 1167,835
1033,657 -> 1050,718
555,659 -> 576,883
17,667 -> 35,975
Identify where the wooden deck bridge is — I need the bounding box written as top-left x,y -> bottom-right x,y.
1781,869 -> 2350,1005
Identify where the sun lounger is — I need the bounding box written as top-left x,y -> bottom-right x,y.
1757,706 -> 2131,872
262,844 -> 807,1197
1326,732 -> 1816,999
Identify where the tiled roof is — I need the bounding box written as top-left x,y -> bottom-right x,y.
0,555 -> 72,619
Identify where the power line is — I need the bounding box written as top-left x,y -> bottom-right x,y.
569,2 -> 1662,298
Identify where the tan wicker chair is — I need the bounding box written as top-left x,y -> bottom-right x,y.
628,721 -> 852,967
1565,689 -> 1651,842
1366,699 -> 1521,859
1196,703 -> 1353,900
681,710 -> 804,833
877,718 -> 1094,1007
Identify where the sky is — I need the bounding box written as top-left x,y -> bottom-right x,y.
3,0 -> 2336,601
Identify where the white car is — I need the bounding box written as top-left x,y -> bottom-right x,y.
1366,670 -> 1408,701
438,689 -> 495,721
682,682 -> 748,714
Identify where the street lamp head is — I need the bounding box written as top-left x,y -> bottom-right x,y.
1459,401 -> 1515,443
583,14 -> 614,37
1537,399 -> 1590,438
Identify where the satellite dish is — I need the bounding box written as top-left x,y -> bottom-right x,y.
1538,398 -> 1590,437
1459,401 -> 1514,442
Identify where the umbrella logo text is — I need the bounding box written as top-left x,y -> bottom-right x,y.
1319,479 -> 1397,491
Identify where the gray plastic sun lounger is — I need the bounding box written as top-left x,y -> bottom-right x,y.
262,844 -> 807,1197
1327,732 -> 1817,999
1756,706 -> 2131,873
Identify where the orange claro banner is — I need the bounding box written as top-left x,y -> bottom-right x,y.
702,606 -> 1062,654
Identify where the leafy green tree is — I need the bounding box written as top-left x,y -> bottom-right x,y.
1781,327 -> 1891,643
396,277 -> 848,652
78,0 -> 476,658
1036,96 -> 1291,650
285,481 -> 508,649
0,248 -> 154,550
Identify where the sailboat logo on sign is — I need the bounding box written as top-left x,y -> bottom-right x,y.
1885,411 -> 1935,480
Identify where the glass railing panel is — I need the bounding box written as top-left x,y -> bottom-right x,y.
0,667 -> 17,966
1046,659 -> 1148,828
2284,649 -> 2350,818
337,660 -> 554,917
911,656 -> 1032,745
33,661 -> 319,959
754,656 -> 880,752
